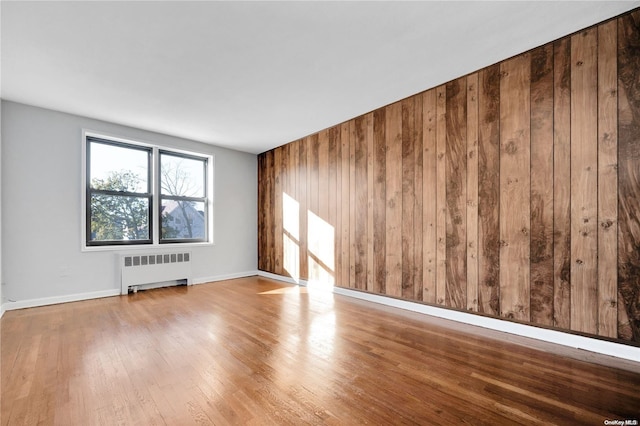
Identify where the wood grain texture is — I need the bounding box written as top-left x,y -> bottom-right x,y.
349,121 -> 356,289
257,153 -> 266,272
318,131 -> 329,283
446,79 -> 467,309
422,89 -> 437,304
298,137 -> 309,281
499,54 -> 531,321
366,113 -> 375,293
413,96 -> 424,302
354,117 -> 368,290
373,109 -> 387,295
328,128 -> 338,283
530,44 -> 555,326
274,148 -> 284,276
467,73 -> 479,312
597,20 -> 618,338
436,85 -> 447,306
308,134 -> 320,282
478,65 -> 501,316
553,38 -> 572,330
331,127 -> 341,287
318,129 -> 329,224
340,124 -> 351,288
617,10 -> 640,342
571,28 -> 598,335
3,278 -> 639,425
259,151 -> 274,272
402,98 -> 417,300
386,102 -> 403,298
255,10 -> 640,346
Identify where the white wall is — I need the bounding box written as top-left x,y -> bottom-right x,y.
0,98 -> 3,316
1,101 -> 257,305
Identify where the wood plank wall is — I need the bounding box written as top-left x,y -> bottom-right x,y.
257,9 -> 640,345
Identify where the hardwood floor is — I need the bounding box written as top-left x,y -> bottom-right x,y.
2,276 -> 639,425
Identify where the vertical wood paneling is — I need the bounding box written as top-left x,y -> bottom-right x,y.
466,73 -> 479,312
386,102 -> 403,298
530,44 -> 555,326
422,89 -> 437,304
436,86 -> 447,306
413,95 -> 424,302
373,109 -> 387,295
366,113 -> 375,293
257,10 -> 640,345
499,54 -> 531,321
617,10 -> 640,342
329,126 -> 341,285
478,65 -> 501,316
257,154 -> 265,272
328,128 -> 338,283
281,144 -> 291,278
553,38 -> 572,330
273,147 -> 283,276
318,130 -> 329,222
597,20 -> 618,338
571,29 -> 598,335
349,121 -> 356,288
298,138 -> 308,280
402,98 -> 416,299
266,150 -> 275,273
308,134 -> 319,282
290,141 -> 298,219
445,78 -> 467,309
354,117 -> 368,290
318,129 -> 330,283
340,124 -> 351,288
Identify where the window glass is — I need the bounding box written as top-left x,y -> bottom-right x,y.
90,194 -> 150,242
89,141 -> 149,193
160,153 -> 205,197
161,200 -> 206,240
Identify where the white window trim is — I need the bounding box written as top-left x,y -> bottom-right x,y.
81,130 -> 215,252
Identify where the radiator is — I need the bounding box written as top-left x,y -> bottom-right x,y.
120,252 -> 192,294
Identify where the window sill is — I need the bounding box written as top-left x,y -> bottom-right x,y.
81,241 -> 214,252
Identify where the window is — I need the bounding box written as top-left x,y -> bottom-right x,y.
159,151 -> 208,243
84,134 -> 212,248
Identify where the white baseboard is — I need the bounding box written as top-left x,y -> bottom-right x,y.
1,289 -> 121,312
193,270 -> 259,285
257,271 -> 640,364
0,271 -> 260,314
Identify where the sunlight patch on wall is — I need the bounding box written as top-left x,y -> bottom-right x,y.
283,192 -> 299,240
283,192 -> 300,282
307,210 -> 334,287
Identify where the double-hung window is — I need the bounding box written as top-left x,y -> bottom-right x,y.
159,151 -> 208,243
84,134 -> 212,248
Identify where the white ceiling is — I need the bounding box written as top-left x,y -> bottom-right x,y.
1,1 -> 637,154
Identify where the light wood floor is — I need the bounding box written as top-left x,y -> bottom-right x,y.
2,276 -> 639,425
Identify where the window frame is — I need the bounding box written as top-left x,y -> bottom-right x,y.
81,131 -> 214,251
85,137 -> 154,246
158,150 -> 209,244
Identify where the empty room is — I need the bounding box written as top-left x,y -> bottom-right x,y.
1,1 -> 639,424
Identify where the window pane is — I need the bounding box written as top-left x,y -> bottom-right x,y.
161,200 -> 205,240
90,141 -> 149,193
90,194 -> 149,241
160,154 -> 205,197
